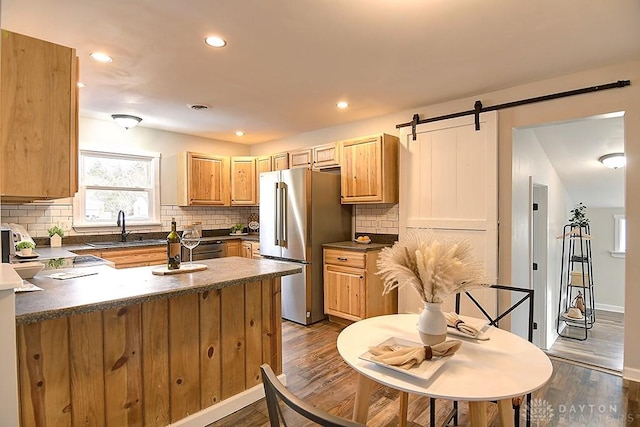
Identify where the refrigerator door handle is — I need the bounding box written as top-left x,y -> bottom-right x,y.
274,182 -> 281,246
281,183 -> 287,247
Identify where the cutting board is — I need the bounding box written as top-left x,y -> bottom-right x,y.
152,264 -> 208,275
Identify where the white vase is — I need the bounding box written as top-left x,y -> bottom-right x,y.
50,234 -> 62,247
418,301 -> 447,345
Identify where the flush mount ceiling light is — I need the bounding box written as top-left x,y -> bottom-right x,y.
336,101 -> 349,109
204,36 -> 227,48
235,131 -> 245,136
89,52 -> 113,63
598,152 -> 626,169
111,114 -> 142,130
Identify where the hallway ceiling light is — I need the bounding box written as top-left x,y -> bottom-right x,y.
205,36 -> 227,48
111,114 -> 142,129
598,153 -> 626,169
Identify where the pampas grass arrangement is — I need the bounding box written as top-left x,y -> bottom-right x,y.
377,229 -> 488,303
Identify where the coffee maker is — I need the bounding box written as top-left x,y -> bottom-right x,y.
1,227 -> 12,263
1,223 -> 35,263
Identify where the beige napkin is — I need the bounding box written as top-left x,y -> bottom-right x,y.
444,312 -> 480,337
368,340 -> 462,370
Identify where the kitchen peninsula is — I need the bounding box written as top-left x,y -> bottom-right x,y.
14,257 -> 301,426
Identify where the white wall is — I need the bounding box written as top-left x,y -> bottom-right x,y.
512,127 -> 573,348
589,207 -> 625,311
79,117 -> 250,205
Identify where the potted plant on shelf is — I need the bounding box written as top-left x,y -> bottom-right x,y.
15,241 -> 36,256
48,225 -> 65,247
568,202 -> 589,227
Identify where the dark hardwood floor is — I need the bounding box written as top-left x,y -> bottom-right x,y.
212,319 -> 639,427
547,310 -> 624,373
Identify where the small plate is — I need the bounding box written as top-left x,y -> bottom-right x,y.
358,337 -> 451,380
354,238 -> 371,244
230,232 -> 249,236
15,251 -> 39,259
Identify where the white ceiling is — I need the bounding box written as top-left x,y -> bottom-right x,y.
529,114 -> 625,208
2,0 -> 639,145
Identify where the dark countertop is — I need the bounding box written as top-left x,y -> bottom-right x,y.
15,256 -> 300,325
63,234 -> 259,252
322,241 -> 391,252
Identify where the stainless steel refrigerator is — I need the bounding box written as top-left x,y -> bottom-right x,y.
259,168 -> 351,325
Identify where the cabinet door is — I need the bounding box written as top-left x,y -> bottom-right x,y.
256,156 -> 272,204
225,240 -> 241,257
250,242 -> 262,259
241,242 -> 252,259
272,153 -> 289,171
1,31 -> 78,201
324,264 -> 365,321
178,152 -> 230,206
231,157 -> 257,205
340,135 -> 383,202
313,142 -> 340,169
289,149 -> 312,169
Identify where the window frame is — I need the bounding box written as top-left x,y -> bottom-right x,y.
611,213 -> 626,258
73,149 -> 162,230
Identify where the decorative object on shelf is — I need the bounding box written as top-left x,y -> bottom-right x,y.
572,291 -> 586,313
111,114 -> 142,130
15,240 -> 36,256
568,202 -> 589,227
598,152 -> 626,169
248,213 -> 260,233
47,225 -> 65,247
376,229 -> 488,345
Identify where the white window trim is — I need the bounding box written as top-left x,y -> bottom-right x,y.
610,213 -> 626,258
73,149 -> 162,230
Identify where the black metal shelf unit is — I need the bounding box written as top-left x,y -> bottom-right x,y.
556,224 -> 596,340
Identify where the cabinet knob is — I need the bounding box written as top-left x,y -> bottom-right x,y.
359,275 -> 364,279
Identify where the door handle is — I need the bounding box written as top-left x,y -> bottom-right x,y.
337,257 -> 348,261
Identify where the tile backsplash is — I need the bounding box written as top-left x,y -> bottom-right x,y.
1,202 -> 399,238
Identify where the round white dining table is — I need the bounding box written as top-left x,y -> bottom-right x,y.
337,313 -> 553,427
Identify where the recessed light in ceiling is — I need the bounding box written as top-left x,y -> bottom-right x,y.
205,36 -> 227,48
188,104 -> 209,111
598,152 -> 626,169
336,101 -> 349,109
235,131 -> 245,137
89,52 -> 113,63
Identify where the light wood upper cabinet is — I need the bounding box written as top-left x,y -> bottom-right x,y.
340,133 -> 399,204
312,142 -> 340,169
272,152 -> 289,171
289,148 -> 312,169
1,30 -> 79,202
256,155 -> 272,204
230,156 -> 256,205
178,152 -> 230,206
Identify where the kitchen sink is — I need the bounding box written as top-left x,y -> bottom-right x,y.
86,239 -> 166,248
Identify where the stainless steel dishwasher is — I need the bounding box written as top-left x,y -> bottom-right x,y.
182,239 -> 225,261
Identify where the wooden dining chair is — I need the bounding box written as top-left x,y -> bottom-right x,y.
260,364 -> 365,427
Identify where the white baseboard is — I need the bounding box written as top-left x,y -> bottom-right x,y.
170,373 -> 287,427
594,303 -> 624,313
623,367 -> 640,383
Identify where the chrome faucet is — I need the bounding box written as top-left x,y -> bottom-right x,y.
116,210 -> 130,242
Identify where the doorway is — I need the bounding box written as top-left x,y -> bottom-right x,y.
512,113 -> 625,372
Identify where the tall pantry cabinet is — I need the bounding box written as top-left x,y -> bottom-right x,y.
1,30 -> 79,202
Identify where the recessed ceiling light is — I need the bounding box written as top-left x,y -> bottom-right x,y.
89,52 -> 113,63
336,101 -> 349,109
235,131 -> 245,137
205,36 -> 227,48
77,82 -> 86,88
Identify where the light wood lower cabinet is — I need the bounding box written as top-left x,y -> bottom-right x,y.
75,246 -> 166,269
16,280 -> 282,426
323,247 -> 397,322
242,241 -> 262,259
225,240 -> 241,257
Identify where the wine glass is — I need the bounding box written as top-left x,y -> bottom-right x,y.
181,227 -> 200,267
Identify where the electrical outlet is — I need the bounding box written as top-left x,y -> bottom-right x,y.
59,220 -> 72,231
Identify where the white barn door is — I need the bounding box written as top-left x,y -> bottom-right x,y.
398,112 -> 498,315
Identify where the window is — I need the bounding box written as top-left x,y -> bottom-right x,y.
74,149 -> 161,228
611,214 -> 626,258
